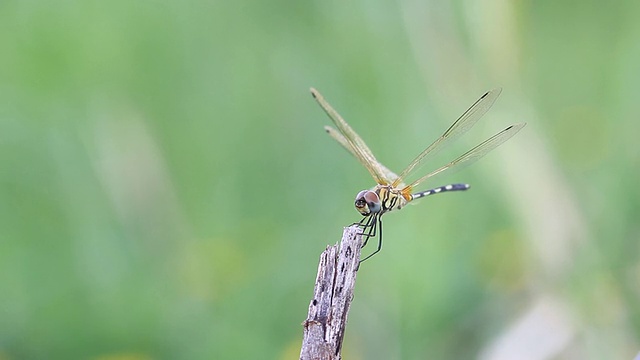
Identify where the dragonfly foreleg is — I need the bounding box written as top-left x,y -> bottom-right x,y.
360,216 -> 383,263
358,214 -> 378,247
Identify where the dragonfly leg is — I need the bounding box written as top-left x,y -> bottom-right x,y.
359,216 -> 383,263
360,215 -> 377,248
353,215 -> 374,239
350,216 -> 368,230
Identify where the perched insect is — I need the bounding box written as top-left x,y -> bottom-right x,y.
311,87 -> 525,262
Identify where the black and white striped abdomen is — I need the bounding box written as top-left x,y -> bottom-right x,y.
410,183 -> 470,200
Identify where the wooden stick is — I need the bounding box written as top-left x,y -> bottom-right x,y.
300,225 -> 363,360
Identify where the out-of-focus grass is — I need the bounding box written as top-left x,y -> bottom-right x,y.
0,1 -> 639,359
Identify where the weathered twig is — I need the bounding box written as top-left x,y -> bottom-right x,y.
300,225 -> 363,360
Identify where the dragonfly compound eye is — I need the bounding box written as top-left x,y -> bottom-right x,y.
355,190 -> 381,215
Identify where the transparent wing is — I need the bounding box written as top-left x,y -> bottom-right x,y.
311,88 -> 392,185
392,88 -> 503,188
325,126 -> 401,185
401,122 -> 526,194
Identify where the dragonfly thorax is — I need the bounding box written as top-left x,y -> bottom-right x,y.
354,185 -> 408,216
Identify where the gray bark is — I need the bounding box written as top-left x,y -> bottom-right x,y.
300,225 -> 363,360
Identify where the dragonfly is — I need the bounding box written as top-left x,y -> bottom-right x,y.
310,87 -> 526,262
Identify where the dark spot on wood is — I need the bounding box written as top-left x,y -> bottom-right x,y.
346,246 -> 352,257
312,299 -> 317,306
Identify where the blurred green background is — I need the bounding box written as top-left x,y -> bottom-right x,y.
1,0 -> 639,359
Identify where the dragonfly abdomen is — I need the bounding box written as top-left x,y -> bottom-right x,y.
410,183 -> 470,201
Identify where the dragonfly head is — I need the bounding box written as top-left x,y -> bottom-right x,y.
355,190 -> 381,216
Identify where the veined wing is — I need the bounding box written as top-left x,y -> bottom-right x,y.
392,88 -> 503,188
325,126 -> 401,185
401,122 -> 526,196
311,88 -> 392,185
